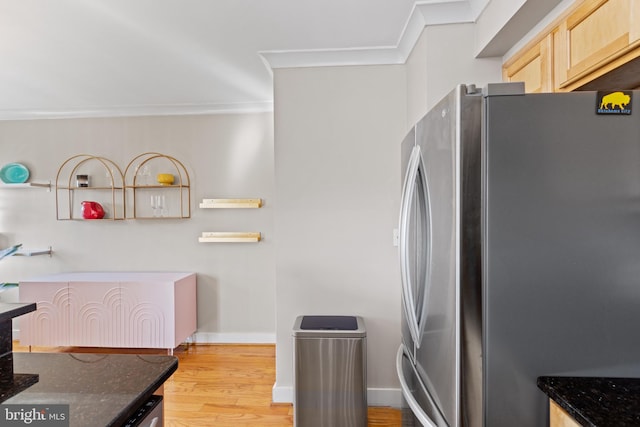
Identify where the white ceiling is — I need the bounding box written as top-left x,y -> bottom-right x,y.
0,0 -> 562,119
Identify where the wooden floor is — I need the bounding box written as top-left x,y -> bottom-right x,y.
13,343 -> 401,427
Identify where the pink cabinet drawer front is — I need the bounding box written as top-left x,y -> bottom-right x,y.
19,272 -> 196,350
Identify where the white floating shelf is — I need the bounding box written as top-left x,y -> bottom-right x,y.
199,198 -> 262,209
15,247 -> 53,257
199,232 -> 261,243
0,181 -> 51,191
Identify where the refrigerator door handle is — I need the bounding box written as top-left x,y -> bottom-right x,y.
396,344 -> 443,427
399,145 -> 432,347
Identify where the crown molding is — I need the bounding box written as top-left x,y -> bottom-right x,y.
3,0 -> 496,120
259,46 -> 404,69
260,0 -> 477,70
398,0 -> 475,59
0,101 -> 274,121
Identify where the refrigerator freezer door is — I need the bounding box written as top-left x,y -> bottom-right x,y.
397,345 -> 448,427
412,86 -> 462,427
399,145 -> 432,351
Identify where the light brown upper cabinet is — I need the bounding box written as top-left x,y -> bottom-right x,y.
503,0 -> 640,92
503,34 -> 554,93
556,0 -> 640,90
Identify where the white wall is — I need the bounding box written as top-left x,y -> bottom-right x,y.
273,65 -> 407,405
0,113 -> 276,343
407,23 -> 503,127
272,22 -> 503,407
474,0 -> 566,58
0,21 -> 507,410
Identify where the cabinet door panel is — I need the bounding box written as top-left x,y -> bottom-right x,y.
549,400 -> 581,427
69,282 -> 121,347
558,0 -> 637,87
503,35 -> 553,93
20,283 -> 70,346
120,282 -> 173,348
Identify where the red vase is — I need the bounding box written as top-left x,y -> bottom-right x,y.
81,201 -> 105,219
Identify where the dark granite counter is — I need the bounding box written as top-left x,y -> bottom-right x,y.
538,376 -> 640,426
1,352 -> 177,427
0,303 -> 36,357
0,302 -> 177,426
0,303 -> 37,323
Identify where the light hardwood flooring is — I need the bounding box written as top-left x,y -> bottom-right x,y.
13,342 -> 401,426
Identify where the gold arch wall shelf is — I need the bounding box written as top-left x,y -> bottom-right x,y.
124,152 -> 191,219
55,154 -> 125,220
55,152 -> 191,221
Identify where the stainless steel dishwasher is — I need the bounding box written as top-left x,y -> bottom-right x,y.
293,315 -> 367,427
122,395 -> 163,427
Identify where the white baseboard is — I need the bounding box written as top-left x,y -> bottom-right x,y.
272,382 -> 293,404
368,388 -> 402,408
11,330 -> 274,345
190,332 -> 276,344
272,383 -> 401,408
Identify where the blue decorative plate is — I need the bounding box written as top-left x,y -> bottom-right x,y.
0,163 -> 29,183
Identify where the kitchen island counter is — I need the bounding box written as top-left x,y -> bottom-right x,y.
1,351 -> 177,426
538,376 -> 640,426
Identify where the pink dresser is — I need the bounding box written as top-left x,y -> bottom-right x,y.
19,272 -> 196,353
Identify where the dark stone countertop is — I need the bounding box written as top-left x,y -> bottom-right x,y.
538,376 -> 640,426
1,351 -> 177,427
0,302 -> 36,323
0,303 -> 38,358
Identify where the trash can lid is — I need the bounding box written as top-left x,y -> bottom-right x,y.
292,315 -> 366,338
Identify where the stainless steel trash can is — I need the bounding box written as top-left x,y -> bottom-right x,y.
293,315 -> 367,427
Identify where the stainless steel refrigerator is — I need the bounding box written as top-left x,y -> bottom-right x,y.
396,83 -> 640,427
